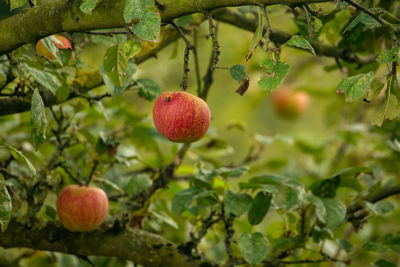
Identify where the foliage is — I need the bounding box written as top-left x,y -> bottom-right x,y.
0,0 -> 400,266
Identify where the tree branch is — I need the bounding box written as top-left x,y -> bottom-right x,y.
0,5 -> 376,117
0,219 -> 210,267
0,0 -> 330,55
212,9 -> 376,64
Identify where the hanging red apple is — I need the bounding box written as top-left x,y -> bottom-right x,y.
153,91 -> 211,143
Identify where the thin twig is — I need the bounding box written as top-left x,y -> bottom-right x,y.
301,5 -> 314,38
343,0 -> 398,35
171,21 -> 194,91
55,162 -> 82,186
262,5 -> 271,40
200,20 -> 220,100
82,31 -> 130,36
193,29 -> 202,96
72,92 -> 112,106
85,160 -> 99,186
207,13 -> 220,71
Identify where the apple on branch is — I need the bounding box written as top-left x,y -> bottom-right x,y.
153,91 -> 211,143
56,185 -> 109,232
36,34 -> 72,60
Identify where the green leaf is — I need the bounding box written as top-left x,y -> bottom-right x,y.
310,176 -> 340,198
225,190 -> 252,217
373,260 -> 397,267
258,58 -> 289,91
338,239 -> 352,253
248,7 -> 264,52
230,65 -> 247,83
238,232 -> 269,265
123,0 -> 143,23
0,185 -> 12,232
310,195 -> 326,224
43,205 -> 57,220
363,242 -> 387,252
366,80 -> 385,102
122,40 -> 142,58
30,89 -> 48,149
172,187 -> 202,215
175,15 -> 196,29
137,78 -> 161,101
248,191 -> 272,225
378,47 -> 400,64
125,175 -> 152,197
369,201 -> 395,215
285,187 -> 304,210
131,8 -> 161,41
0,146 -> 36,177
322,198 -> 346,229
100,60 -> 137,97
286,35 -> 316,55
312,226 -> 333,242
93,178 -> 125,194
310,167 -> 368,197
217,166 -> 248,179
371,75 -> 400,126
39,36 -> 63,65
344,12 -> 382,33
151,210 -> 179,229
249,174 -> 301,187
336,72 -> 375,102
80,0 -> 100,15
385,235 -> 400,253
103,45 -> 128,87
10,0 -> 27,10
21,62 -> 69,102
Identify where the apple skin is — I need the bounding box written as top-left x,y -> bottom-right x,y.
153,91 -> 211,143
36,35 -> 72,60
56,185 -> 108,232
272,88 -> 310,119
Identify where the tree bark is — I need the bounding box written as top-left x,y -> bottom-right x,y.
0,0 -> 330,55
0,219 -> 209,267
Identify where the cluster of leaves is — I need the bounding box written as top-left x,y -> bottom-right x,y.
230,2 -> 400,127
170,160 -> 399,265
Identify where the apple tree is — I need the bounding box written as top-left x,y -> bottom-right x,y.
0,0 -> 400,266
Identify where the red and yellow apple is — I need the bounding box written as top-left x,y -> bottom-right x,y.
153,91 -> 211,143
272,87 -> 310,119
36,35 -> 72,60
56,185 -> 108,232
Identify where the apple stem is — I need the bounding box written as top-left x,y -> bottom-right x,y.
173,142 -> 191,167
85,160 -> 99,186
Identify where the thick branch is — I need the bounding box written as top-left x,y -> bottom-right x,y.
0,219 -> 209,267
347,185 -> 400,215
0,27 -> 180,117
0,0 -> 330,55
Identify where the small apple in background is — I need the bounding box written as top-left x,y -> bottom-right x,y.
36,34 -> 72,60
56,185 -> 108,232
272,87 -> 310,119
153,91 -> 211,143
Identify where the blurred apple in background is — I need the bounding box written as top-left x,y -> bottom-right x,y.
272,86 -> 310,119
36,34 -> 72,60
